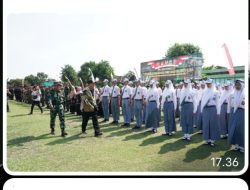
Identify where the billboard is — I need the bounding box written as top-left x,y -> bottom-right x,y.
141,55 -> 203,81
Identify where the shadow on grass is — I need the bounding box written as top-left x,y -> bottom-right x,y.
107,128 -> 132,137
7,133 -> 52,147
9,114 -> 30,117
218,150 -> 245,171
46,133 -> 83,145
158,134 -> 202,154
123,130 -> 154,141
139,131 -> 183,146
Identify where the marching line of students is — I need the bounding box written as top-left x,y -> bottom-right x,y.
97,77 -> 245,152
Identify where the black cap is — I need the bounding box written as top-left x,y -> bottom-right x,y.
87,79 -> 95,84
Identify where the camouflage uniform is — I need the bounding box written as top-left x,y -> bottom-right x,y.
81,86 -> 102,137
48,83 -> 67,137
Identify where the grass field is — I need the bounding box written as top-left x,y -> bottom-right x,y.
7,100 -> 244,172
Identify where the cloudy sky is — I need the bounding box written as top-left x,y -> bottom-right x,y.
4,0 -> 248,80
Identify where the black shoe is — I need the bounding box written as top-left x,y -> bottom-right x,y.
112,121 -> 116,124
131,119 -> 134,122
162,133 -> 169,136
121,123 -> 127,127
82,131 -> 87,134
132,126 -> 140,130
61,129 -> 68,137
28,113 -> 32,115
51,129 -> 55,135
95,132 -> 103,137
152,129 -> 157,133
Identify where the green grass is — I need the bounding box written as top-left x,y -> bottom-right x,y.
7,100 -> 244,172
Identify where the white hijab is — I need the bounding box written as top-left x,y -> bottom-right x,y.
162,80 -> 175,95
200,83 -> 216,112
219,83 -> 233,107
233,81 -> 245,112
180,82 -> 192,104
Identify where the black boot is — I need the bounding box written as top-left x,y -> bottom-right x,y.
50,127 -> 55,135
61,129 -> 68,137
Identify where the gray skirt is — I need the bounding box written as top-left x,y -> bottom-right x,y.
202,106 -> 220,141
145,101 -> 159,129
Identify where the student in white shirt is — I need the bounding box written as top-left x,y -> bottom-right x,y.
218,81 -> 233,139
145,80 -> 159,133
110,79 -> 120,125
228,79 -> 245,153
29,85 -> 43,114
129,81 -> 135,122
141,80 -> 148,124
196,81 -> 206,134
132,79 -> 144,129
101,79 -> 111,122
200,79 -> 220,146
180,79 -> 197,141
156,81 -> 163,123
161,80 -> 177,136
121,78 -> 132,127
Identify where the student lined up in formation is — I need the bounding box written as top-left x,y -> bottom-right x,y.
19,77 -> 244,152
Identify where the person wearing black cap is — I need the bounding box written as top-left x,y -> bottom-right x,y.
48,82 -> 68,137
80,80 -> 102,137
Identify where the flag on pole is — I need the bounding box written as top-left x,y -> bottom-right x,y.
133,67 -> 139,79
88,68 -> 95,82
222,43 -> 235,75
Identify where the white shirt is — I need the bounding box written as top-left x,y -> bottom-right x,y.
180,88 -> 197,113
176,88 -> 181,99
31,90 -> 41,101
201,90 -> 220,114
101,85 -> 111,97
132,86 -> 144,100
157,87 -> 163,97
162,88 -> 177,110
121,85 -> 132,98
110,85 -> 120,97
146,88 -> 160,108
142,86 -> 148,99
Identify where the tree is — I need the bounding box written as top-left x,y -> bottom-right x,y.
78,60 -> 115,84
24,74 -> 39,86
7,79 -> 23,87
60,64 -> 79,85
123,70 -> 136,81
78,61 -> 97,84
36,72 -> 48,84
165,43 -> 202,59
95,60 -> 114,82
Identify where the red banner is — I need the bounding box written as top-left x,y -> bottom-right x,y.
222,43 -> 235,75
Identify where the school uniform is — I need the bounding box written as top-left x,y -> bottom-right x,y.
110,85 -> 120,123
176,88 -> 181,118
201,88 -> 220,144
145,88 -> 159,130
228,87 -> 245,151
162,87 -> 177,134
121,85 -> 132,125
130,86 -> 135,121
101,85 -> 111,121
142,86 -> 148,124
218,89 -> 232,137
157,87 -> 163,123
132,86 -> 144,128
180,87 -> 197,139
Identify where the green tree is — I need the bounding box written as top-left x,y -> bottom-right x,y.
36,72 -> 48,84
24,75 -> 39,86
61,64 -> 79,85
7,79 -> 23,87
78,61 -> 97,84
123,70 -> 136,81
95,60 -> 114,82
165,43 -> 202,59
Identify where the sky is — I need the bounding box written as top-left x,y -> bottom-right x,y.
4,0 -> 248,80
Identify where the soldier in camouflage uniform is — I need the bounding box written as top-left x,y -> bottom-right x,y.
48,82 -> 68,137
